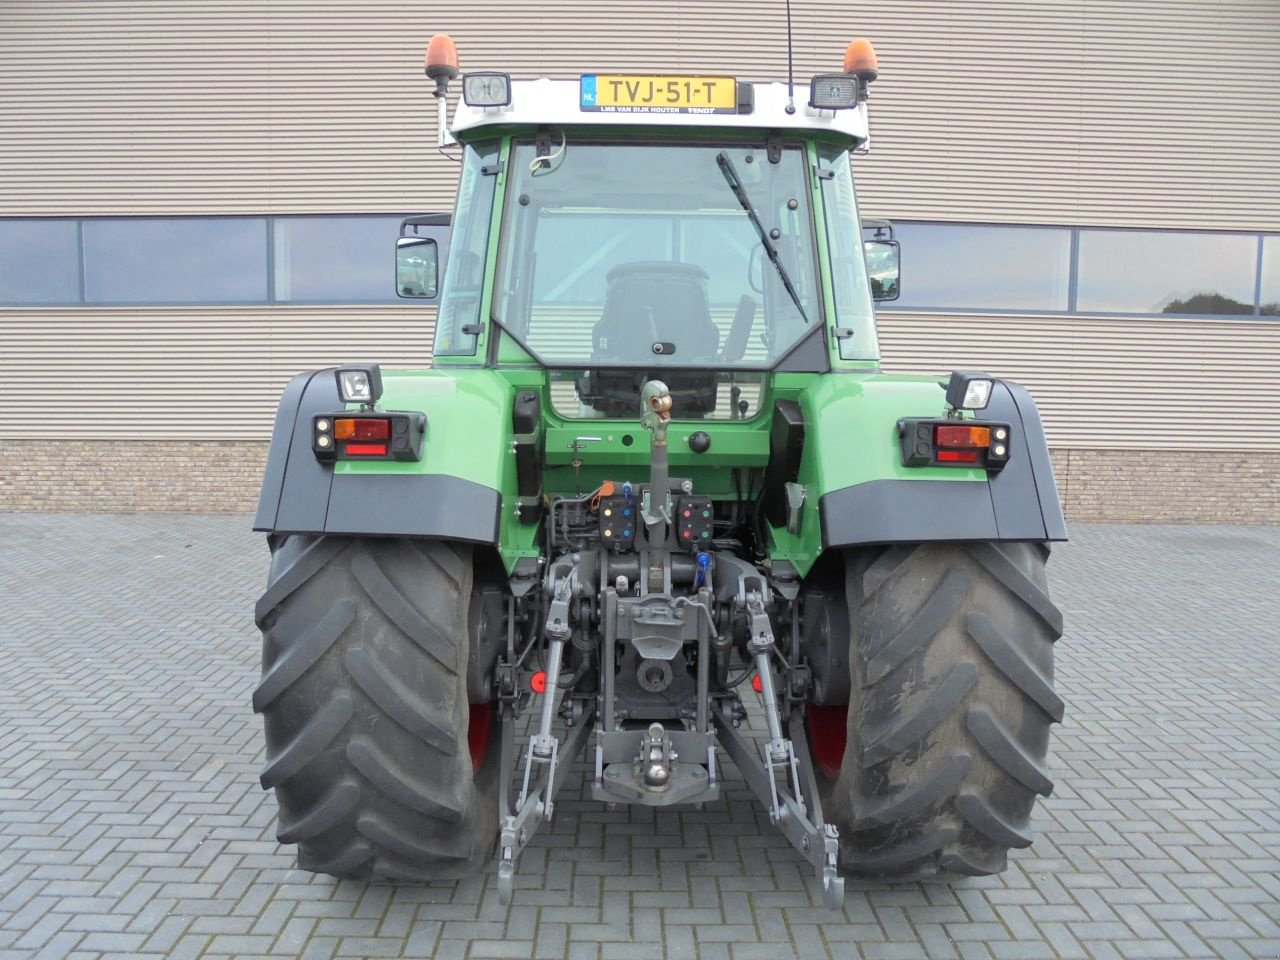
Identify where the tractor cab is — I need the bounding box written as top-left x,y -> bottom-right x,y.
398,49 -> 899,429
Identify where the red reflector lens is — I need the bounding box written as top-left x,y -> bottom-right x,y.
937,449 -> 979,463
354,419 -> 390,440
935,425 -> 991,448
751,674 -> 763,694
345,443 -> 388,456
530,671 -> 547,694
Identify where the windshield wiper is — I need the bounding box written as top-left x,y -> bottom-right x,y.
716,152 -> 810,325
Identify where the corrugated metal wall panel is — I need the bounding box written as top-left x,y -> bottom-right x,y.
877,311 -> 1280,449
0,306 -> 436,439
2,1 -> 1278,228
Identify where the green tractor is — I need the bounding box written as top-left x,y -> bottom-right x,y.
252,35 -> 1066,908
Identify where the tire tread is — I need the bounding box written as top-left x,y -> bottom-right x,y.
351,552 -> 458,672
260,694 -> 353,790
343,647 -> 457,755
865,568 -> 970,684
256,537 -> 496,882
253,600 -> 353,713
861,662 -> 977,766
966,612 -> 1065,722
277,781 -> 360,844
821,541 -> 1062,880
966,705 -> 1054,797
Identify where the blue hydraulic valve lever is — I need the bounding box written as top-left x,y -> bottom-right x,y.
694,551 -> 711,590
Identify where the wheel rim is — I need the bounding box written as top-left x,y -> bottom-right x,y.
806,704 -> 848,778
467,703 -> 494,773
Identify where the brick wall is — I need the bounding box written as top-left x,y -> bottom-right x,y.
1,440 -> 267,514
1,440 -> 1276,523
1049,448 -> 1279,524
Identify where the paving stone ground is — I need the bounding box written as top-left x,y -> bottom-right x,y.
0,515 -> 1277,960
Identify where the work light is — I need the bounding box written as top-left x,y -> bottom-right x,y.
335,364 -> 383,406
808,74 -> 859,110
462,72 -> 512,107
944,371 -> 995,411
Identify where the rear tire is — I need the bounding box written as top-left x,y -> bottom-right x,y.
253,535 -> 500,881
811,542 -> 1064,880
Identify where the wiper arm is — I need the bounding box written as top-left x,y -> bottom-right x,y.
716,152 -> 810,325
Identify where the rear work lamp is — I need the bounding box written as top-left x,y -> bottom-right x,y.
944,371 -> 995,412
899,418 -> 1012,471
335,364 -> 383,407
462,72 -> 512,107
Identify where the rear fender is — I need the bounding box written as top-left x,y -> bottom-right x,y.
770,374 -> 1066,574
253,368 -> 513,544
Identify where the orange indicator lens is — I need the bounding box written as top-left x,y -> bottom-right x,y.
334,418 -> 390,441
935,425 -> 991,448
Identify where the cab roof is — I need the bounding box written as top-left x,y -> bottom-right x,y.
450,79 -> 869,147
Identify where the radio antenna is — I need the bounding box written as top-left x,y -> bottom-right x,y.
784,0 -> 796,114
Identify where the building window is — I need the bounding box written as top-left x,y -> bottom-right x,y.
890,223 -> 1071,311
4,214 -> 1276,321
0,220 -> 80,304
1260,236 -> 1280,316
273,216 -> 408,302
1076,229 -> 1257,315
83,218 -> 268,304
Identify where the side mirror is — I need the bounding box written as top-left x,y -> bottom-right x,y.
396,236 -> 439,299
864,239 -> 900,302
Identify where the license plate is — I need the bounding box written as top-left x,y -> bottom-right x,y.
580,75 -> 737,115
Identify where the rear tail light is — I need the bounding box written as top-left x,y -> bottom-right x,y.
313,411 -> 426,462
936,449 -> 979,463
334,417 -> 391,441
345,442 -> 389,456
934,424 -> 990,448
899,418 -> 1012,471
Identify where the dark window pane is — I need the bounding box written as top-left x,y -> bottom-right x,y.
1077,230 -> 1256,314
274,216 -> 411,301
890,223 -> 1069,310
1261,237 -> 1280,316
0,220 -> 79,304
83,218 -> 267,303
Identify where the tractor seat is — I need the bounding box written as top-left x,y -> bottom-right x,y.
591,261 -> 720,361
580,262 -> 720,417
